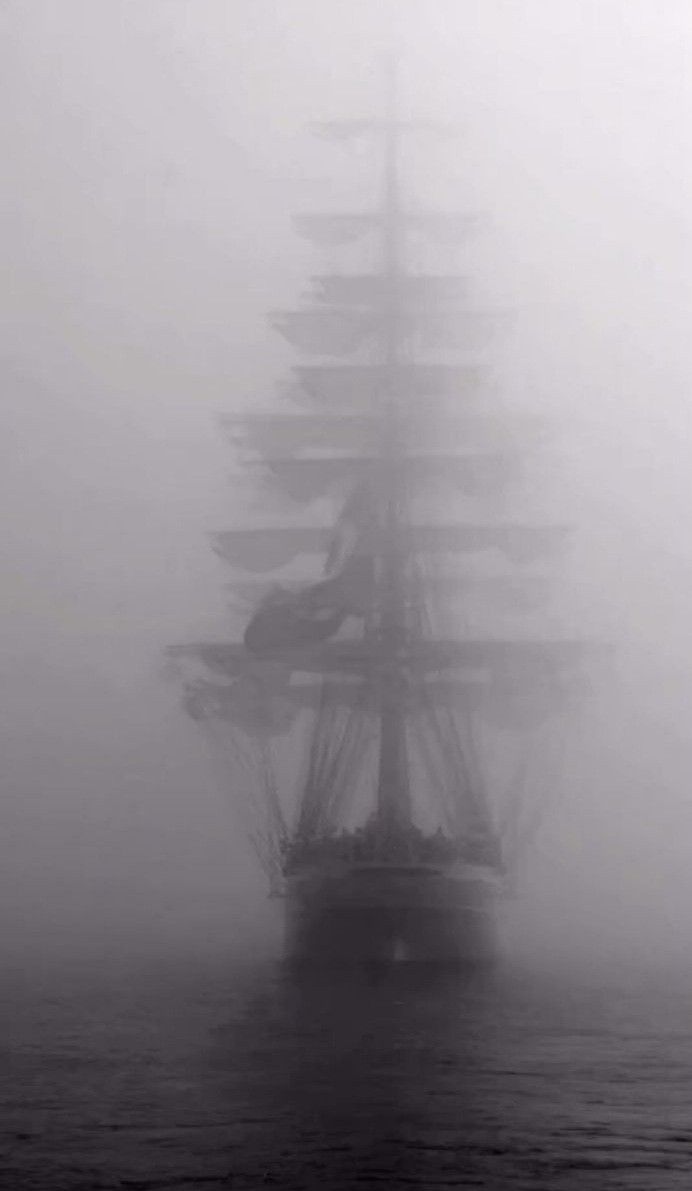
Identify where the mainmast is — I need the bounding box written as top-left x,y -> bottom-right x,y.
376,58 -> 412,839
383,56 -> 402,336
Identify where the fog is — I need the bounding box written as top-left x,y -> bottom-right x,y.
2,0 -> 692,970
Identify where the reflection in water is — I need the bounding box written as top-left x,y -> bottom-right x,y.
3,958 -> 692,1188
207,961 -> 692,1188
210,964 -> 502,1188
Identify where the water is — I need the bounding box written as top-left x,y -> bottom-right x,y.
3,955 -> 692,1189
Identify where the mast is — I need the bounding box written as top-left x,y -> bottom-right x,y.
376,57 -> 411,838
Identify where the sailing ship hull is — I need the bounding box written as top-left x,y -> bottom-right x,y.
284,864 -> 497,967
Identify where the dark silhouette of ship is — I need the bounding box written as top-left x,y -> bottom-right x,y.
171,65 -> 586,966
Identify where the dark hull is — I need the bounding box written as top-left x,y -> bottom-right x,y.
285,864 -> 497,968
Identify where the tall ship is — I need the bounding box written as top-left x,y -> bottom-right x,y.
171,68 -> 585,966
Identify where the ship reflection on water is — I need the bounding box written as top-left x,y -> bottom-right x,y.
209,962 -> 514,1187
4,957 -> 692,1189
205,959 -> 692,1189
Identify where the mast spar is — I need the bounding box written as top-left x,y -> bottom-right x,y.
376,56 -> 412,840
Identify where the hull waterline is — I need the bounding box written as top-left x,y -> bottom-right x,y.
284,863 -> 497,968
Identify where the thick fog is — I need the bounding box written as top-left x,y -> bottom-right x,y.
2,0 -> 691,968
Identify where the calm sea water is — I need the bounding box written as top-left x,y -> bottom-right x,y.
3,953 -> 692,1190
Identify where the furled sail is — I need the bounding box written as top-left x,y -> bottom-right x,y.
270,308 -> 377,356
172,636 -> 588,681
222,412 -> 379,456
271,307 -> 502,357
221,411 -> 545,458
211,523 -> 569,571
229,571 -> 550,614
259,452 -> 518,502
292,363 -> 481,408
178,666 -> 570,732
